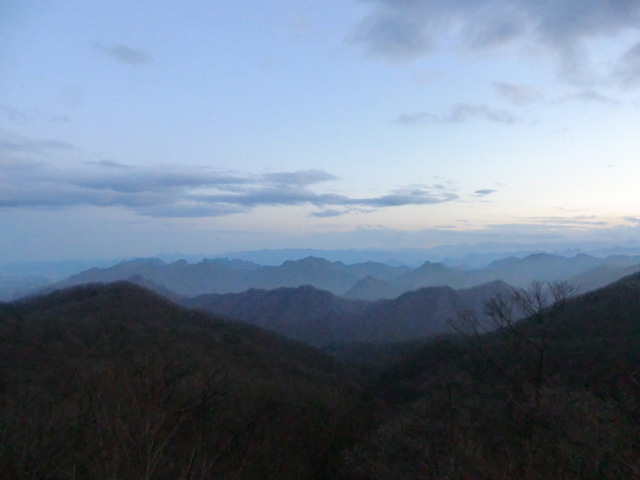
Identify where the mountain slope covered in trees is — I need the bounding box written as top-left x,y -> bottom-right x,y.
0,283 -> 364,480
4,272 -> 640,479
344,274 -> 640,479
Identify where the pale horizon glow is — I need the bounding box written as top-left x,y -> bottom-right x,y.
2,0 -> 640,262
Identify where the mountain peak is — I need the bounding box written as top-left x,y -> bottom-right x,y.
289,256 -> 332,265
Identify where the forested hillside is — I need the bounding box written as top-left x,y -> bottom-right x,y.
3,275 -> 640,479
0,283 -> 365,480
344,276 -> 640,479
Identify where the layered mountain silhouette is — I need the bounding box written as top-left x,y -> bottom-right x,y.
47,256 -> 407,297
185,281 -> 513,346
41,253 -> 640,301
343,275 -> 394,300
4,268 -> 640,478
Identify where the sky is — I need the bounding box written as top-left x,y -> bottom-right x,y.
2,0 -> 640,262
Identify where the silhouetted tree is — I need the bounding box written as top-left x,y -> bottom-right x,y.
453,281 -> 575,410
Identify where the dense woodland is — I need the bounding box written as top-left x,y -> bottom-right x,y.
2,270 -> 640,479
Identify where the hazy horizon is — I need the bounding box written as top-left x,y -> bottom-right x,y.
2,1 -> 640,262
5,240 -> 640,273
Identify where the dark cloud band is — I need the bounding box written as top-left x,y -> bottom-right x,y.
0,157 -> 460,217
352,0 -> 640,85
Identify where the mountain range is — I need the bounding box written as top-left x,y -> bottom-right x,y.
39,252 -> 640,301
185,281 -> 513,346
4,268 -> 640,478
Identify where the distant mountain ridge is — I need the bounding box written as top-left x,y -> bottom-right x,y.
47,256 -> 409,298
38,252 -> 640,302
185,281 -> 513,346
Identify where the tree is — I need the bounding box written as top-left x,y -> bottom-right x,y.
453,281 -> 575,416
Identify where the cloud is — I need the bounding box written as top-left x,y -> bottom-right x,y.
0,105 -> 72,124
189,187 -> 350,208
350,11 -> 435,62
0,137 -> 76,155
493,83 -> 618,106
84,160 -> 133,169
355,188 -> 458,206
351,0 -> 640,83
614,41 -> 640,87
66,170 -> 251,194
558,89 -> 618,104
136,204 -> 249,218
396,104 -> 517,125
191,184 -> 459,210
0,184 -> 168,209
0,146 -> 461,218
473,189 -> 497,197
493,82 -> 543,104
309,209 -> 350,218
0,132 -> 466,218
263,169 -> 337,186
0,105 -> 31,124
625,216 -> 640,225
93,42 -> 153,65
526,215 -> 609,227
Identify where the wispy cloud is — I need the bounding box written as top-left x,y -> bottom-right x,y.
263,169 -> 337,186
1,105 -> 72,124
396,103 -> 517,125
187,183 -> 458,211
0,105 -> 31,124
493,82 -> 543,105
355,188 -> 458,206
557,89 -> 618,105
309,209 -> 350,218
135,204 -> 249,218
0,132 -> 461,217
93,42 -> 154,66
0,136 -> 76,156
527,215 -> 609,227
493,83 -> 618,106
67,170 -> 251,194
473,189 -> 497,197
83,160 -> 133,169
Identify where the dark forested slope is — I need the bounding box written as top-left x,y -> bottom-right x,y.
344,275 -> 640,479
0,282 -> 364,480
6,273 -> 640,479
